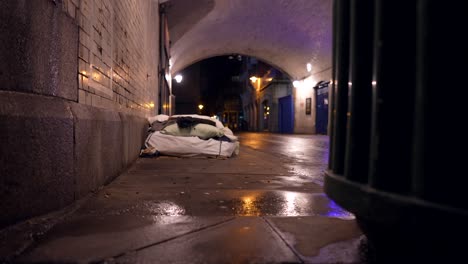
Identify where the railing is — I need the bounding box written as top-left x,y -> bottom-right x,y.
324,0 -> 468,262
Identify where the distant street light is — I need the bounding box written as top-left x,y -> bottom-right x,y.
174,74 -> 183,83
198,104 -> 204,114
293,80 -> 300,88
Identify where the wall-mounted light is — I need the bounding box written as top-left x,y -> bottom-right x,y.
293,80 -> 300,88
93,72 -> 100,81
306,63 -> 312,72
198,104 -> 204,110
174,74 -> 183,83
249,76 -> 258,83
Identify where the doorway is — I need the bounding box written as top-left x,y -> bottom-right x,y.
314,81 -> 330,134
278,95 -> 294,133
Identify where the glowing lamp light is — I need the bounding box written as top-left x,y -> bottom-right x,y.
174,74 -> 183,83
149,102 -> 155,108
198,104 -> 204,110
306,63 -> 312,72
249,76 -> 258,83
293,80 -> 300,88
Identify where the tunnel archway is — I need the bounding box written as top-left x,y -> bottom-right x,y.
171,53 -> 294,82
170,54 -> 298,133
164,0 -> 333,82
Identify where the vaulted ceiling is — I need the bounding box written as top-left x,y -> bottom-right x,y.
164,0 -> 333,80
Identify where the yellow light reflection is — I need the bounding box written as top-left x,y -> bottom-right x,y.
241,195 -> 260,216
93,72 -> 100,81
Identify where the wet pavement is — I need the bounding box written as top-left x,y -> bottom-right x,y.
2,132 -> 367,263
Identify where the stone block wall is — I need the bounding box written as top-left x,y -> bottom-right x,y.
0,0 -> 78,101
0,0 -> 160,228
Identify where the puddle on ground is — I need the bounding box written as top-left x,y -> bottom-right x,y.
142,200 -> 187,216
205,191 -> 355,219
111,192 -> 354,220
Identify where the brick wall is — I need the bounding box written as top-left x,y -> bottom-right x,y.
63,0 -> 159,116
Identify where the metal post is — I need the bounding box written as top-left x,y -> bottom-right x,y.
343,0 -> 374,183
330,0 -> 351,175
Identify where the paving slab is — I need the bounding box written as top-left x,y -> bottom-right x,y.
266,216 -> 365,263
115,217 -> 301,264
19,216 -> 234,263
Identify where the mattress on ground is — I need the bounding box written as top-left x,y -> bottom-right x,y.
145,131 -> 239,158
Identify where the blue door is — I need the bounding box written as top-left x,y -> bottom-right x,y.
278,95 -> 294,133
314,81 -> 330,134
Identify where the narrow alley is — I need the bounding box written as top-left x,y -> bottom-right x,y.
3,133 -> 365,263
2,0 -> 466,263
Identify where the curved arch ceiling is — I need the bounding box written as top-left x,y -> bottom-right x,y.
165,0 -> 332,80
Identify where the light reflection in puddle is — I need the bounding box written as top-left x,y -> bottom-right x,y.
278,191 -> 310,216
137,193 -> 354,219
236,191 -> 310,216
233,191 -> 354,218
144,201 -> 186,216
319,194 -> 355,220
241,195 -> 261,216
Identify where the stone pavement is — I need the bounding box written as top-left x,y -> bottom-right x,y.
2,133 -> 367,263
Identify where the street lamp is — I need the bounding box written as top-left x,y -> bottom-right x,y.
198,104 -> 204,114
174,74 -> 183,83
